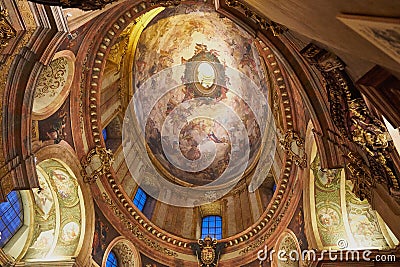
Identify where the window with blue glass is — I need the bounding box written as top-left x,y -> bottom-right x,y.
133,187 -> 147,212
106,250 -> 118,267
201,215 -> 222,240
272,183 -> 277,193
0,191 -> 23,248
102,128 -> 107,142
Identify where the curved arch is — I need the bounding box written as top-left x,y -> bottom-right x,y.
102,237 -> 142,267
1,3 -> 68,201
272,229 -> 302,267
32,144 -> 95,266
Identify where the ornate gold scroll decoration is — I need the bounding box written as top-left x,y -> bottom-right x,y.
81,146 -> 114,184
345,152 -> 375,203
280,130 -> 307,169
113,242 -> 134,266
301,43 -> 399,199
225,0 -> 287,36
0,9 -> 17,49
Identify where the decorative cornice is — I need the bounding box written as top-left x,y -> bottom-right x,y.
102,192 -> 179,257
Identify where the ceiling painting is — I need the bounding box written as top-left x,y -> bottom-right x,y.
23,159 -> 84,261
309,151 -> 398,250
131,4 -> 269,187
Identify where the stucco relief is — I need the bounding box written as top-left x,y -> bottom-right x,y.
32,51 -> 75,120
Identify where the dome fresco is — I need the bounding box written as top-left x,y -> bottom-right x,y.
130,4 -> 271,188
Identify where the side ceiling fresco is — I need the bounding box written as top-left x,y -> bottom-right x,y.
23,159 -> 84,261
308,147 -> 398,250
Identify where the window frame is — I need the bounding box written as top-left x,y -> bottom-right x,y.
106,250 -> 119,267
133,187 -> 147,212
201,215 -> 222,240
0,191 -> 24,248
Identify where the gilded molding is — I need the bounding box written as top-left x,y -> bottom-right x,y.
102,192 -> 179,257
81,146 -> 114,184
280,130 -> 307,169
301,43 -> 399,192
345,152 -> 375,204
0,9 -> 16,49
225,0 -> 287,36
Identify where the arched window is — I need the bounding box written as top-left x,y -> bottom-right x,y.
201,215 -> 222,240
106,250 -> 118,267
0,191 -> 23,247
133,187 -> 147,212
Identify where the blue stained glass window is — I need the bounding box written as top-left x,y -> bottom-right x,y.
0,191 -> 23,247
133,187 -> 147,212
102,128 -> 108,142
106,251 -> 118,267
201,215 -> 222,240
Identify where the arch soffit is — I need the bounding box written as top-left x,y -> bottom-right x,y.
102,236 -> 142,267
34,144 -> 95,264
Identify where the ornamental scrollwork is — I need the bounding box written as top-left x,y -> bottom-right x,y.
225,0 -> 287,36
113,243 -> 134,267
34,57 -> 68,98
348,99 -> 389,157
345,152 -> 375,203
81,146 -> 114,184
301,43 -> 399,194
279,130 -> 307,169
0,9 -> 17,49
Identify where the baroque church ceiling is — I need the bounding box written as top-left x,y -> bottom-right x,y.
0,0 -> 399,266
